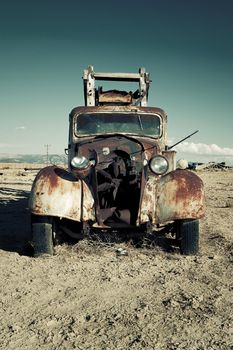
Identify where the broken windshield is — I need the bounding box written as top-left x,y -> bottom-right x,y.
76,113 -> 161,137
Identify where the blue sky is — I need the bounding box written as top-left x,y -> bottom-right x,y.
0,0 -> 233,163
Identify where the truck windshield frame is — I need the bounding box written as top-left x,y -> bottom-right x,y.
75,112 -> 162,138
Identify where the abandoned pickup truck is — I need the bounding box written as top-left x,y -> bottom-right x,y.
29,66 -> 205,256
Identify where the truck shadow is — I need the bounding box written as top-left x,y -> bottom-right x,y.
0,187 -> 33,256
0,187 -> 178,256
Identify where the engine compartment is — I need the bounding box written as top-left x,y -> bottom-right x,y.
75,136 -> 147,227
96,150 -> 142,226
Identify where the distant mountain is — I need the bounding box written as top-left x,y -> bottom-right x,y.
0,154 -> 67,165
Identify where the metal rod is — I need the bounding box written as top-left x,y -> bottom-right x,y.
168,130 -> 199,150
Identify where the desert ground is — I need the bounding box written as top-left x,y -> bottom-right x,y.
0,164 -> 232,350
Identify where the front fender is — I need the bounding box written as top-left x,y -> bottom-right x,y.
139,169 -> 205,224
29,166 -> 95,221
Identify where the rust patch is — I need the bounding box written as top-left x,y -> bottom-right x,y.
29,166 -> 95,221
139,170 -> 205,224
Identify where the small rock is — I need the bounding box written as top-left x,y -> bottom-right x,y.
208,255 -> 218,260
116,247 -> 128,256
9,324 -> 21,332
85,314 -> 91,321
46,319 -> 57,328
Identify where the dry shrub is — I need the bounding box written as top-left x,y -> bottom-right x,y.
72,238 -> 114,256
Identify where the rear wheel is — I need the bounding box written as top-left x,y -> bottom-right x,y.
176,219 -> 199,255
32,216 -> 55,257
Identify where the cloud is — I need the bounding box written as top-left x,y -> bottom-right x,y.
174,142 -> 233,156
15,126 -> 26,130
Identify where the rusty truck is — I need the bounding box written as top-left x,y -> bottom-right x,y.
29,66 -> 205,256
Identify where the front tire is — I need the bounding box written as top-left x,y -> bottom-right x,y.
176,219 -> 199,255
32,216 -> 55,257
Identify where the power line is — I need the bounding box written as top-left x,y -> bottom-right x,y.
44,144 -> 51,165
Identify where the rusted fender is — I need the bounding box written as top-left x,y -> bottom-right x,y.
139,170 -> 205,224
29,166 -> 95,221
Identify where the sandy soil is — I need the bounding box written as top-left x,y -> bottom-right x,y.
0,165 -> 232,350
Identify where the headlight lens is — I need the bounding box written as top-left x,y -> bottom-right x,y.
149,156 -> 168,175
71,156 -> 90,169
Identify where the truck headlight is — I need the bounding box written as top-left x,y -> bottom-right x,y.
149,156 -> 168,175
71,156 -> 89,169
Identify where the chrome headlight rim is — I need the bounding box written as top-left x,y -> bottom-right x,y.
70,156 -> 90,170
149,155 -> 169,175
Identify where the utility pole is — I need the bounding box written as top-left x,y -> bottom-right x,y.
44,144 -> 51,166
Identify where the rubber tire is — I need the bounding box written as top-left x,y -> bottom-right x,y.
177,219 -> 199,255
32,217 -> 54,257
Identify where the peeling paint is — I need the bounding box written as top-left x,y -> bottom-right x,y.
29,166 -> 95,221
139,170 -> 205,225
